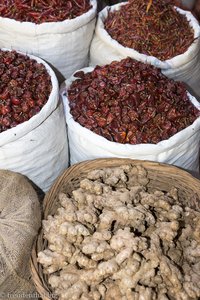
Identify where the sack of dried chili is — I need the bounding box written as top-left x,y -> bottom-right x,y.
90,0 -> 200,99
60,57 -> 200,173
0,0 -> 97,83
0,49 -> 69,192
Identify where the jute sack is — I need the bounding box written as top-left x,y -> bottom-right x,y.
60,67 -> 200,173
90,3 -> 200,99
0,170 -> 41,300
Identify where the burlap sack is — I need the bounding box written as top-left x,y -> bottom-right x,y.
0,170 -> 41,300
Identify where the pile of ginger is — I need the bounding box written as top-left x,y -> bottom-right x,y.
38,165 -> 200,300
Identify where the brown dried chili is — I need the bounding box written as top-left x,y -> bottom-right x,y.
104,0 -> 194,61
67,57 -> 199,145
0,0 -> 91,24
0,50 -> 52,133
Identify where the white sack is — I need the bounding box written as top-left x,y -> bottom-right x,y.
0,0 -> 97,82
60,67 -> 200,173
90,3 -> 200,99
0,51 -> 69,192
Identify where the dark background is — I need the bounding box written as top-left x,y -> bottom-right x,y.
98,0 -> 126,11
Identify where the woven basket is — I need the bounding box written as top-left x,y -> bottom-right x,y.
31,158 -> 200,300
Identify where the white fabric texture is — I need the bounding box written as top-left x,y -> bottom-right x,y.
0,51 -> 69,192
0,0 -> 97,81
90,3 -> 200,98
61,67 -> 200,173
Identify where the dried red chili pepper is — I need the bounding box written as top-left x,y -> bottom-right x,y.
0,50 -> 52,133
67,57 -> 199,145
104,0 -> 194,61
0,0 -> 91,24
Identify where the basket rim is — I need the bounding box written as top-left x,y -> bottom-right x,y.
43,158 -> 200,210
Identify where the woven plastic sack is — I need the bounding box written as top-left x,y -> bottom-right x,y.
0,50 -> 69,192
60,67 -> 200,173
90,3 -> 200,99
0,170 -> 41,300
0,0 -> 97,82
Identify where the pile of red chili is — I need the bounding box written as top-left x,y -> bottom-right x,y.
0,50 -> 52,133
0,0 -> 91,24
104,0 -> 194,61
67,57 -> 199,144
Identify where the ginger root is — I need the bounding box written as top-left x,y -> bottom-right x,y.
38,165 -> 200,300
